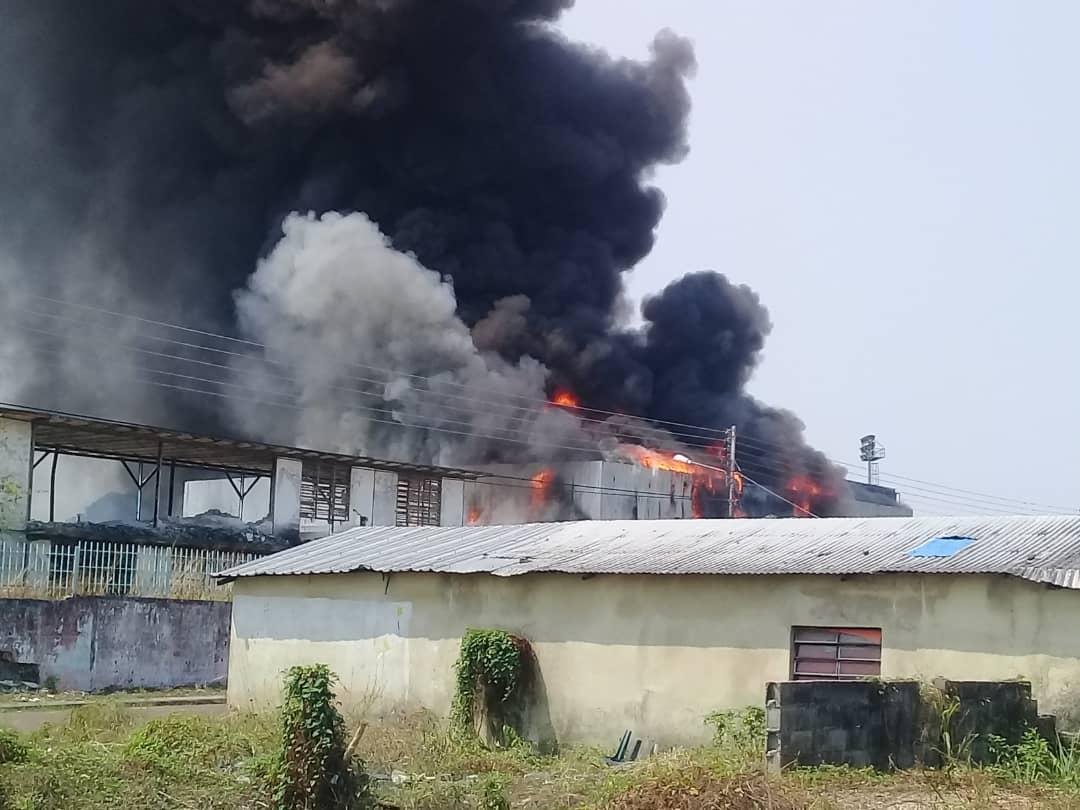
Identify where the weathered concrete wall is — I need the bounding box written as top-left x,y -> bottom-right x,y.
0,596 -> 231,691
227,570 -> 1080,746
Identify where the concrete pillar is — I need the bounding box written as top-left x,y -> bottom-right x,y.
440,478 -> 465,526
349,467 -> 376,528
371,471 -> 398,526
0,417 -> 33,530
271,458 -> 303,542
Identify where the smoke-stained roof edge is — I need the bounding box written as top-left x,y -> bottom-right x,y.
0,402 -> 484,480
214,516 -> 1080,590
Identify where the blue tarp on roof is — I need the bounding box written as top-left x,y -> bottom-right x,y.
909,536 -> 975,558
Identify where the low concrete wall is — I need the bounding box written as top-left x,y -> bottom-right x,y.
0,596 -> 231,692
766,679 -> 1057,771
766,681 -> 928,770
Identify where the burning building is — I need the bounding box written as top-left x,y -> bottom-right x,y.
3,2 -> 846,519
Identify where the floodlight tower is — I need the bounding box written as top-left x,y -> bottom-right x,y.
859,434 -> 886,485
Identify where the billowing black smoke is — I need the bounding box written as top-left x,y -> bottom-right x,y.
0,0 -> 845,516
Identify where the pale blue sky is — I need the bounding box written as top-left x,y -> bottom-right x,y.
560,1 -> 1080,515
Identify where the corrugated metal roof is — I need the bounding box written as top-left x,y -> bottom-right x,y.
216,516 -> 1080,589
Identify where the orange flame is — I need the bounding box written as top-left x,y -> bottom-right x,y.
466,506 -> 484,525
530,468 -> 556,513
618,444 -> 696,475
785,475 -> 822,518
550,390 -> 580,409
618,444 -> 743,519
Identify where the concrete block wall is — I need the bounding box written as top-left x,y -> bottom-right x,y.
935,679 -> 1051,763
766,679 -> 1054,772
766,680 -> 925,771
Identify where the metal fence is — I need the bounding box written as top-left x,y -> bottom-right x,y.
0,534 -> 260,601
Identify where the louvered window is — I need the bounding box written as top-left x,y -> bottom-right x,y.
395,475 -> 441,527
299,463 -> 349,528
791,627 -> 882,680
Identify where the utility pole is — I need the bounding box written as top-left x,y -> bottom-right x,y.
727,425 -> 737,518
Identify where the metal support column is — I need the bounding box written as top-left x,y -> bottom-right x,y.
167,460 -> 176,517
49,451 -> 59,522
121,460 -> 161,523
152,441 -> 163,527
225,472 -> 264,522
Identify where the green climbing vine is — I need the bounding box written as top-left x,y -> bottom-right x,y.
451,629 -> 527,739
269,664 -> 373,810
0,477 -> 23,531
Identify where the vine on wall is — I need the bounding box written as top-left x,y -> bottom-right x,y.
451,629 -> 530,743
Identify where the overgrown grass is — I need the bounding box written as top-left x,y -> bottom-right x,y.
0,702 -> 277,810
3,703 -> 1080,809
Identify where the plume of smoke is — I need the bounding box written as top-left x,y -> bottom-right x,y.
2,0 -> 843,516
233,211 -> 584,466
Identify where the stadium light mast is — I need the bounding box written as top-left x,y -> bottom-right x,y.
860,434 -> 886,485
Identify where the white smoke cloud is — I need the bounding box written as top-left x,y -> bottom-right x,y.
232,211 -> 582,465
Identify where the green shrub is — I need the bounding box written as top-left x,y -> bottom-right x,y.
0,730 -> 27,765
451,629 -> 527,741
987,728 -> 1080,786
270,663 -> 374,810
479,773 -> 511,810
704,707 -> 766,754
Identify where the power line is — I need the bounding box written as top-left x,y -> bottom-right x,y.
20,295 -> 738,440
12,295 -> 1071,516
17,326 -> 1059,516
19,324 -> 1066,516
739,473 -> 819,517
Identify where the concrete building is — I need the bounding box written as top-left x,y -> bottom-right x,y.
220,515 -> 1080,746
845,481 -> 913,517
460,460 -> 697,524
0,406 -> 485,546
0,406 -> 490,600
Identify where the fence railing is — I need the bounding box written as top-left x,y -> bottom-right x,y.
0,534 -> 260,602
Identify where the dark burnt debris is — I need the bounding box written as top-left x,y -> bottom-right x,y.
25,511 -> 290,555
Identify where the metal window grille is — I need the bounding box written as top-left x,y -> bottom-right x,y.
299,463 -> 350,527
0,536 -> 261,602
791,627 -> 882,680
74,541 -> 137,596
395,475 -> 442,527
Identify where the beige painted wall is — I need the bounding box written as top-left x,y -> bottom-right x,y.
228,571 -> 1080,745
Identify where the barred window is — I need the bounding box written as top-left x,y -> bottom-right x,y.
396,475 -> 441,527
299,462 -> 350,528
791,627 -> 881,680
